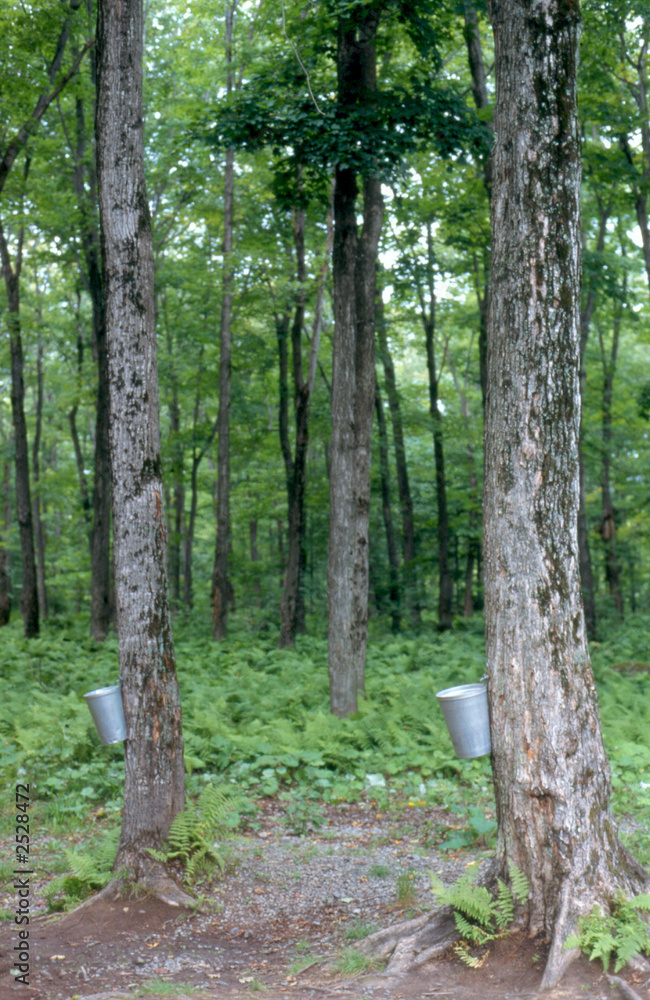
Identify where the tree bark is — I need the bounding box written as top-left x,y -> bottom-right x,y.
212,2 -> 237,641
0,223 -> 39,638
598,307 -> 624,619
96,0 -> 184,874
484,0 -> 646,988
70,51 -> 112,641
420,223 -> 453,631
328,10 -> 383,716
32,340 -> 48,620
375,289 -> 419,625
577,198 -> 609,639
374,380 -> 400,633
0,422 -> 11,626
278,189 -> 332,648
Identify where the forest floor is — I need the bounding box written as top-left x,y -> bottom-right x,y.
1,798 -> 648,1000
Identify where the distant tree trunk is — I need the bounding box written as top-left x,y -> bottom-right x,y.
97,0 -> 185,877
374,380 -> 400,633
0,431 -> 11,626
0,222 -> 39,638
462,0 -> 492,405
168,382 -> 183,609
577,198 -> 610,638
249,519 -> 261,599
598,306 -> 624,619
279,187 -> 332,648
32,340 -> 48,620
70,43 -> 112,642
328,10 -> 383,716
212,2 -> 237,640
375,289 -> 419,625
419,223 -> 452,630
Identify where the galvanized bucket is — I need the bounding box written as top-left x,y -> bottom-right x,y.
84,682 -> 127,745
436,682 -> 491,759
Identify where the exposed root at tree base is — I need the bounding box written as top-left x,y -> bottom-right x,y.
357,905 -> 459,976
606,975 -> 648,1000
60,862 -> 200,918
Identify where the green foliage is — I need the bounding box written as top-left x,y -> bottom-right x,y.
437,805 -> 497,852
281,790 -> 326,836
430,863 -> 530,966
44,831 -> 119,912
566,893 -> 650,973
147,781 -> 247,884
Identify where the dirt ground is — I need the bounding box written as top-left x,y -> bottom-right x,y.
2,800 -> 649,1000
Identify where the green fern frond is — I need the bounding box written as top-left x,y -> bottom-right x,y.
508,862 -> 531,903
148,781 -> 245,885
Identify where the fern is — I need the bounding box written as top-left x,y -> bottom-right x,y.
566,893 -> 650,973
44,832 -> 119,911
148,781 -> 245,884
431,864 -> 530,964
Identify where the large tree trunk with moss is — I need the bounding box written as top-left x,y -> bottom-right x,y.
96,0 -> 185,879
359,0 -> 647,988
328,11 -> 383,717
484,0 -> 646,988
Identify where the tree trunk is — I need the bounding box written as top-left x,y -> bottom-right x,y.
421,225 -> 453,630
577,199 -> 610,639
374,380 -> 400,633
70,64 -> 113,641
32,340 -> 48,620
484,0 -> 646,988
96,0 -> 185,876
278,188 -> 332,648
0,434 -> 11,626
0,223 -> 39,638
462,0 -> 492,407
328,11 -> 383,716
375,289 -> 419,625
598,308 -> 624,619
212,2 -> 237,641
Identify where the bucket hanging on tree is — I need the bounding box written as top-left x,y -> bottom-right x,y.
436,682 -> 491,759
84,682 -> 127,745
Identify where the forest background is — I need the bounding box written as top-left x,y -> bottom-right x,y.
1,0 -> 650,906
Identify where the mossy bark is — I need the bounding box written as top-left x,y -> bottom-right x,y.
328,12 -> 383,716
484,0 -> 647,987
96,0 -> 185,872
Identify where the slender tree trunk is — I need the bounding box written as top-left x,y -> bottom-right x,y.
374,380 -> 400,632
328,11 -> 383,715
420,226 -> 452,630
32,340 -> 48,620
598,310 -> 624,618
0,430 -> 11,626
484,0 -> 646,988
375,289 -> 419,625
278,189 -> 332,647
462,0 -> 492,406
212,2 -> 237,640
72,75 -> 113,640
577,199 -> 609,638
0,224 -> 38,638
97,0 -> 184,875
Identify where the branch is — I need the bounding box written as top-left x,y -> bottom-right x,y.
0,37 -> 95,199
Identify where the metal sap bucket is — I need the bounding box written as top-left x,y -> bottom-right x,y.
84,682 -> 127,745
436,682 -> 491,759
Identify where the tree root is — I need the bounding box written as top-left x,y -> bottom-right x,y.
357,905 -> 459,976
606,975 -> 647,1000
55,861 -> 200,921
539,880 -> 580,991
